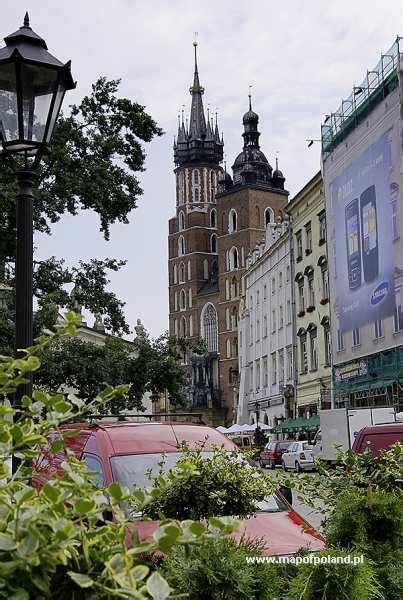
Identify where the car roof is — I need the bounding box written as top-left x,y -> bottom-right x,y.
59,421 -> 236,455
356,422 -> 403,434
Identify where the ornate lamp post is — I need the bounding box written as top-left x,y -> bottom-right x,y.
0,14 -> 75,402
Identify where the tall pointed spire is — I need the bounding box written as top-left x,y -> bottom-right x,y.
188,38 -> 207,140
174,39 -> 223,167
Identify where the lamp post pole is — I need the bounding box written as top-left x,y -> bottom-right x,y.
14,169 -> 36,405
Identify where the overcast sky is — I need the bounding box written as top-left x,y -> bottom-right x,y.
2,1 -> 402,337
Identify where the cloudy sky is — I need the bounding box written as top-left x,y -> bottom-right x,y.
2,0 -> 402,337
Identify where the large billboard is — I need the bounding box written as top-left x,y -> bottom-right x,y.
322,46 -> 403,364
330,130 -> 395,331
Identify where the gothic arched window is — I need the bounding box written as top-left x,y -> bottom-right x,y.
179,211 -> 185,231
211,234 -> 217,253
192,169 -> 200,203
178,235 -> 185,256
210,170 -> 217,201
179,289 -> 186,310
180,316 -> 187,337
265,207 -> 274,226
179,262 -> 185,283
201,303 -> 218,353
229,209 -> 237,233
210,208 -> 217,228
229,247 -> 238,270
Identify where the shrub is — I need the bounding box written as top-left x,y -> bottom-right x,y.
286,549 -> 383,600
160,536 -> 284,600
0,314 -> 237,599
137,445 -> 277,520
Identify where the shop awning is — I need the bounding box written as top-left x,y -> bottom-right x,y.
272,415 -> 320,433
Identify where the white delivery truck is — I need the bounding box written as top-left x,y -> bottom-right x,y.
312,406 -> 396,463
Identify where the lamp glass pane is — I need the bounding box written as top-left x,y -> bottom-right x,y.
21,63 -> 58,144
0,62 -> 18,142
46,83 -> 65,142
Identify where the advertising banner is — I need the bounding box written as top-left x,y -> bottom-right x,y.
329,130 -> 395,332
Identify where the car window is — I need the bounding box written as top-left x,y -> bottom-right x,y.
83,454 -> 105,487
279,442 -> 291,451
302,443 -> 313,450
286,443 -> 295,452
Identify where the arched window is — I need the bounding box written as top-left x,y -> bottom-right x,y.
210,170 -> 217,201
211,234 -> 217,253
178,235 -> 185,256
173,264 -> 178,284
231,306 -> 238,330
226,339 -> 231,358
179,262 -> 185,283
179,289 -> 186,310
178,172 -> 184,205
188,288 -> 192,308
203,259 -> 209,280
229,209 -> 237,233
174,292 -> 178,311
180,316 -> 187,337
187,261 -> 191,280
189,315 -> 193,336
265,207 -> 274,226
232,338 -> 238,357
179,211 -> 185,231
231,276 -> 238,299
226,307 -> 230,330
192,169 -> 200,203
210,208 -> 217,228
229,247 -> 238,270
201,303 -> 218,352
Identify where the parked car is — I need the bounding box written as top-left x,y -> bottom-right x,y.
282,441 -> 315,472
260,441 -> 292,469
32,419 -> 324,556
352,422 -> 403,456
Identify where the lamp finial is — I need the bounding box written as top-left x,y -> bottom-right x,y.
23,12 -> 30,28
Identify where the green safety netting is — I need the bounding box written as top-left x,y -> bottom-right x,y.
272,414 -> 320,434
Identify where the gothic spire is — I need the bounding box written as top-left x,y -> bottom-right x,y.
188,40 -> 207,140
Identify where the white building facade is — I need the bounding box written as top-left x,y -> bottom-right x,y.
237,221 -> 295,425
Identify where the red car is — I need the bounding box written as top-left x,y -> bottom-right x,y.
260,441 -> 292,469
32,420 -> 324,556
352,422 -> 403,456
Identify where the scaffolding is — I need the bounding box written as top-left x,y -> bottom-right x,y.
321,38 -> 401,158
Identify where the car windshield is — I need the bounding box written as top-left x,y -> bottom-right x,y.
110,452 -> 287,513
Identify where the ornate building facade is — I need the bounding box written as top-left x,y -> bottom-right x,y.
168,44 -> 288,425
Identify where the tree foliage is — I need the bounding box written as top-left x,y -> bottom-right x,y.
0,76 -> 163,261
0,314 -> 237,599
34,325 -> 195,412
136,445 -> 277,521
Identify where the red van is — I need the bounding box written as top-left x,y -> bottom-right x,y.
32,419 -> 325,556
352,422 -> 403,456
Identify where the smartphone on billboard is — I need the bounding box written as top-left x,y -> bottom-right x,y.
345,198 -> 361,290
360,185 -> 379,283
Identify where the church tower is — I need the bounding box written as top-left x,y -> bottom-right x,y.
215,94 -> 288,423
168,43 -> 224,422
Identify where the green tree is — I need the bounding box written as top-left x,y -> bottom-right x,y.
35,327 -> 194,412
0,76 -> 163,349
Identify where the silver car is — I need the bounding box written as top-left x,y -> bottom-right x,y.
281,441 -> 315,472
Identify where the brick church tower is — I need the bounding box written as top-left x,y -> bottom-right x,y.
168,47 -> 289,425
168,42 -> 224,423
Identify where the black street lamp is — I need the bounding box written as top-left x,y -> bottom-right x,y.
0,14 -> 75,402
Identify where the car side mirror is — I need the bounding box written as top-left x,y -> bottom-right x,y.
279,485 -> 292,506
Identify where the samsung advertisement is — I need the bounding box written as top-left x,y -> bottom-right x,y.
330,131 -> 395,331
323,82 -> 403,360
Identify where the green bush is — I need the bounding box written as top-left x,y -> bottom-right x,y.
0,314 -> 237,599
160,536 -> 285,600
286,549 -> 383,600
137,445 -> 277,520
325,488 -> 403,556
